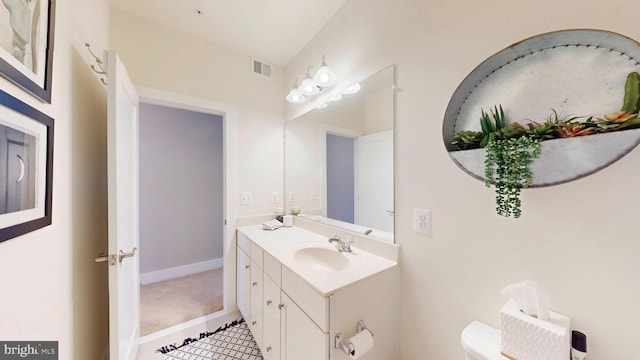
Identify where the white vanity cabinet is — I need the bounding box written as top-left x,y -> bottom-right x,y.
236,227 -> 399,360
249,242 -> 266,349
236,245 -> 251,322
268,249 -> 328,360
281,291 -> 328,360
262,274 -> 281,359
236,233 -> 265,350
249,257 -> 264,348
262,251 -> 282,359
238,231 -> 327,359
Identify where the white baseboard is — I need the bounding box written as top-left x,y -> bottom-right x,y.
140,258 -> 223,285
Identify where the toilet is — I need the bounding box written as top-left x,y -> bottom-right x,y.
461,321 -> 503,360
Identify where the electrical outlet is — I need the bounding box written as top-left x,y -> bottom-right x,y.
413,208 -> 430,234
271,192 -> 278,204
289,192 -> 296,201
240,192 -> 252,205
310,190 -> 318,200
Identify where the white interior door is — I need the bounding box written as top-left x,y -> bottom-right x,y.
355,130 -> 394,232
106,50 -> 140,360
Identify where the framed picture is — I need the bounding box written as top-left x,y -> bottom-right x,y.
0,88 -> 53,243
0,0 -> 55,103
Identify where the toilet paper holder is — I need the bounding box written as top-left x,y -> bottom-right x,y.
335,320 -> 373,355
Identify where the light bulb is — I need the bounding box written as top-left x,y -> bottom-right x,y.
298,77 -> 319,96
342,83 -> 361,95
286,88 -> 306,103
329,94 -> 343,102
313,56 -> 336,87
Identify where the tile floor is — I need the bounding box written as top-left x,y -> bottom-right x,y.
137,311 -> 243,360
160,319 -> 262,360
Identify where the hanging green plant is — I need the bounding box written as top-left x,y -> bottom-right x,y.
450,72 -> 640,151
484,127 -> 541,218
449,72 -> 640,217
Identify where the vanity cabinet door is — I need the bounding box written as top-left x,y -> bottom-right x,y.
262,275 -> 281,360
250,259 -> 264,349
237,247 -> 251,320
281,292 -> 328,360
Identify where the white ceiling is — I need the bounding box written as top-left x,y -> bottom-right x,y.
109,0 -> 348,67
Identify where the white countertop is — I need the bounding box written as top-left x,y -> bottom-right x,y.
238,224 -> 397,296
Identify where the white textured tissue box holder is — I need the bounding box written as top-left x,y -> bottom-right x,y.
499,301 -> 570,360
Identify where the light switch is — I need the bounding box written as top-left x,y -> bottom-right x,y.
240,192 -> 252,205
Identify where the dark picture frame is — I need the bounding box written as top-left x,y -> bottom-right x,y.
0,0 -> 56,103
0,88 -> 53,243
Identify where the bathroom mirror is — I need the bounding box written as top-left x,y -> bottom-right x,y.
285,66 -> 395,242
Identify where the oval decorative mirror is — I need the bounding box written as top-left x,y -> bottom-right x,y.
285,66 -> 395,242
443,29 -> 640,188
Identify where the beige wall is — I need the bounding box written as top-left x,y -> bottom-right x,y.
0,0 -> 111,359
3,1 -> 638,359
286,0 -> 640,359
109,8 -> 285,219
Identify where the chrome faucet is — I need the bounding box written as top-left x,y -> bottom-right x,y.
328,235 -> 352,253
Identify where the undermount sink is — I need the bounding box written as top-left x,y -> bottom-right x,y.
293,246 -> 350,272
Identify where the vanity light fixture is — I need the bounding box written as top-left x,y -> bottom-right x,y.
286,55 -> 336,104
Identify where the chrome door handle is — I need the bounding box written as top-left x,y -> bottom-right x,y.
119,247 -> 137,263
95,248 -> 136,266
266,299 -> 272,306
386,210 -> 394,216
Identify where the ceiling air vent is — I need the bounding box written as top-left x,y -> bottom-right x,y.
251,57 -> 272,79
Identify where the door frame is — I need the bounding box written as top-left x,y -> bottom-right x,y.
135,86 -> 238,340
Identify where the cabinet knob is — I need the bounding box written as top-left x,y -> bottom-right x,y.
278,303 -> 284,310
245,265 -> 250,269
252,320 -> 257,326
252,281 -> 257,286
266,299 -> 272,306
266,346 -> 272,352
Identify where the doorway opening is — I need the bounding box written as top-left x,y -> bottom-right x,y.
322,128 -> 394,232
135,87 -> 237,341
138,103 -> 223,336
326,133 -> 355,223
